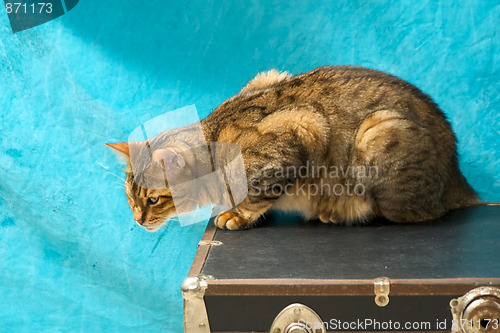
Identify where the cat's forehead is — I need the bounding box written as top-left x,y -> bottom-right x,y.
125,174 -> 172,196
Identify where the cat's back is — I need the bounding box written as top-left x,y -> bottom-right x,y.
212,66 -> 447,124
204,66 -> 454,148
282,66 -> 447,123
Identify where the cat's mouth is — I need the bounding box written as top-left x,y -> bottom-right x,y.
136,214 -> 174,232
135,219 -> 166,232
143,224 -> 164,232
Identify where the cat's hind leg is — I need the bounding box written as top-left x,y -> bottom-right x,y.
355,110 -> 450,222
318,195 -> 375,224
319,212 -> 338,223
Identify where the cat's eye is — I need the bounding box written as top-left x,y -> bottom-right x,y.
147,197 -> 159,205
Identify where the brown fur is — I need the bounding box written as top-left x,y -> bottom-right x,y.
107,66 -> 479,231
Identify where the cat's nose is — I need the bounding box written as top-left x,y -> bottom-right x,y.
133,212 -> 145,225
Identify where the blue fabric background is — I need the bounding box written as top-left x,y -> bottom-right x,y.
0,1 -> 498,332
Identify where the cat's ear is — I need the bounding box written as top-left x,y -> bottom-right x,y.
152,145 -> 188,178
105,142 -> 130,157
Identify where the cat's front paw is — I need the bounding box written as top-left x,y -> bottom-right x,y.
215,211 -> 249,230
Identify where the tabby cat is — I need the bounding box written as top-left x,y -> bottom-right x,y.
107,66 -> 478,231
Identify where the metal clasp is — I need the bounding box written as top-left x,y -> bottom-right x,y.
374,277 -> 390,307
198,240 -> 223,246
270,303 -> 326,333
450,286 -> 500,333
181,276 -> 212,333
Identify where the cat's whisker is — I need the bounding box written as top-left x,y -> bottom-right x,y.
103,169 -> 125,182
98,162 -> 109,170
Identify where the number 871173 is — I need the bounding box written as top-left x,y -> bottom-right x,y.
5,2 -> 53,14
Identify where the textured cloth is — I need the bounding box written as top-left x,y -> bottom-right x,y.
0,1 -> 498,332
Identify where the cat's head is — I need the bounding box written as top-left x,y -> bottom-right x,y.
106,141 -> 197,232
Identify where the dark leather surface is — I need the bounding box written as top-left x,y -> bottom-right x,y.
202,205 -> 500,279
205,295 -> 456,332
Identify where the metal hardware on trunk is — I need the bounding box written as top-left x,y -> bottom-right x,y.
198,240 -> 223,246
181,276 -> 212,333
269,303 -> 326,333
374,277 -> 390,307
450,286 -> 500,333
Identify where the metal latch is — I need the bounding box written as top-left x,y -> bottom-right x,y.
198,240 -> 223,246
181,275 -> 213,333
270,303 -> 326,333
374,277 -> 390,307
450,286 -> 500,333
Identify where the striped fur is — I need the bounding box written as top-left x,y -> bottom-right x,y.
108,66 -> 479,231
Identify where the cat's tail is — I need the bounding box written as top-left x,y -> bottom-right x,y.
442,162 -> 480,211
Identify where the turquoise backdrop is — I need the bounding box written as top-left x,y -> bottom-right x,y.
0,1 -> 498,332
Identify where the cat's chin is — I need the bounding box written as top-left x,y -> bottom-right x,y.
143,224 -> 164,232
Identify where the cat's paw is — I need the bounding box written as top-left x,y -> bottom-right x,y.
319,212 -> 339,224
215,211 -> 248,230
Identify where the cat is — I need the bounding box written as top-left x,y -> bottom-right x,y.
107,66 -> 479,231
